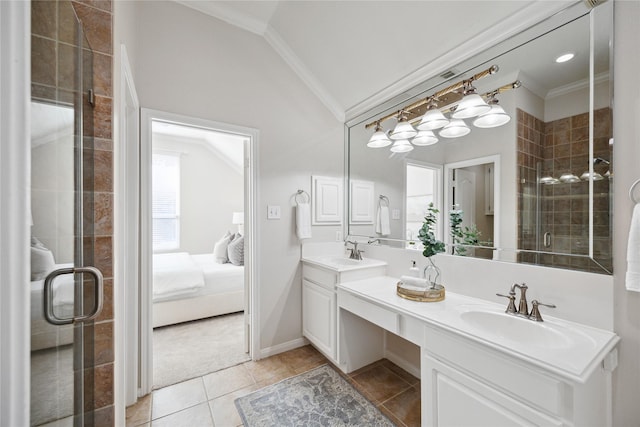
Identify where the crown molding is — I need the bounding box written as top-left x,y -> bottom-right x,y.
264,25 -> 345,123
175,0 -> 268,35
345,0 -> 578,122
546,71 -> 610,99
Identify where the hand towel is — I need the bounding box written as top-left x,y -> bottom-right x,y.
626,203 -> 640,291
376,205 -> 391,236
296,202 -> 312,240
400,275 -> 429,288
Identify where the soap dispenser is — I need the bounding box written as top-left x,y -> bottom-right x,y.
409,260 -> 420,277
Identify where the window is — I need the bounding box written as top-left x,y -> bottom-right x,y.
405,162 -> 441,250
152,152 -> 180,251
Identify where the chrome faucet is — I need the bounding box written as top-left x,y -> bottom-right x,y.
512,283 -> 528,315
345,240 -> 364,260
497,284 -> 555,322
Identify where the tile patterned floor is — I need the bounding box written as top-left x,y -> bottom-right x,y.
126,345 -> 420,427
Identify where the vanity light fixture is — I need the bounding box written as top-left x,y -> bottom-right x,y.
439,119 -> 471,138
411,130 -> 439,146
559,172 -> 580,183
417,99 -> 449,131
390,139 -> 414,153
389,112 -> 417,140
450,81 -> 492,119
367,122 -> 392,148
473,92 -> 511,128
580,171 -> 604,181
540,176 -> 560,185
555,52 -> 575,63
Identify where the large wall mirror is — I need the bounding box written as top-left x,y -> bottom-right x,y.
346,1 -> 612,274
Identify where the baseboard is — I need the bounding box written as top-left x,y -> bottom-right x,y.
384,348 -> 420,379
259,337 -> 309,359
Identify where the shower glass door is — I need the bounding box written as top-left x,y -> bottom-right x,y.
30,4 -> 101,425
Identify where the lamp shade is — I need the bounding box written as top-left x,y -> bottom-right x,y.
390,119 -> 417,140
232,212 -> 244,225
417,109 -> 449,131
473,104 -> 511,128
559,172 -> 580,183
390,139 -> 414,153
411,130 -> 438,146
451,94 -> 492,119
367,129 -> 392,148
580,171 -> 604,181
439,119 -> 471,138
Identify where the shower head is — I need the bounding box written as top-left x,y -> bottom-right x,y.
594,157 -> 610,165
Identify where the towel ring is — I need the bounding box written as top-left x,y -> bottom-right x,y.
630,179 -> 640,204
379,195 -> 390,207
295,189 -> 310,204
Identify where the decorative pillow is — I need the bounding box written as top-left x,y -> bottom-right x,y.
227,235 -> 244,266
31,244 -> 55,281
213,231 -> 233,264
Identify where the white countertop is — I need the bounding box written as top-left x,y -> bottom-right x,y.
337,275 -> 620,383
301,255 -> 387,272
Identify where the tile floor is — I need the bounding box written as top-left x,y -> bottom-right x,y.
126,345 -> 420,427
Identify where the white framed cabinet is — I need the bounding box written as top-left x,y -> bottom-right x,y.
301,258 -> 386,364
422,325 -> 613,427
302,279 -> 335,358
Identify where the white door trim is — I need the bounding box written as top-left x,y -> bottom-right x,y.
444,154 -> 501,254
139,108 -> 260,395
0,1 -> 31,425
114,43 -> 140,419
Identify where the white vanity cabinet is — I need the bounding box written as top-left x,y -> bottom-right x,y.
421,325 -> 613,427
301,258 -> 386,363
336,276 -> 619,427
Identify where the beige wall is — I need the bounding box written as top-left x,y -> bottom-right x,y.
122,1 -> 344,352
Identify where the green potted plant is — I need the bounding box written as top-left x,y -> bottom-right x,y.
450,205 -> 482,256
417,203 -> 445,287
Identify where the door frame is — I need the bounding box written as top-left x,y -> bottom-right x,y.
139,108 -> 260,395
0,1 -> 31,425
444,154 -> 501,254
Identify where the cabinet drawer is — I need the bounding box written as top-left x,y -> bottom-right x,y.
303,265 -> 337,289
424,325 -> 566,417
338,291 -> 398,334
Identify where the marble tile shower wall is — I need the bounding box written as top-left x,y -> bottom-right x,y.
517,108 -> 612,273
32,0 -> 114,425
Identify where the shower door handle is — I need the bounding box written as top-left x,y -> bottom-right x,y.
543,232 -> 552,248
43,266 -> 104,326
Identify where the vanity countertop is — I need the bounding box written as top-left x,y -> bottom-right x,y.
301,255 -> 387,272
337,276 -> 619,383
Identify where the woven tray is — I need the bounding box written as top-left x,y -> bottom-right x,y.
396,281 -> 445,302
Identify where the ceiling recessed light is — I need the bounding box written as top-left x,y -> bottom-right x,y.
555,53 -> 575,63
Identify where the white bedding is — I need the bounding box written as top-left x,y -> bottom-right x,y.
152,253 -> 244,303
153,252 -> 205,300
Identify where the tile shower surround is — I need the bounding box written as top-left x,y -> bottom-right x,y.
32,0 -> 114,424
517,108 -> 612,273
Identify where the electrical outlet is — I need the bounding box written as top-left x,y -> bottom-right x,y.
392,208 -> 401,220
267,205 -> 281,219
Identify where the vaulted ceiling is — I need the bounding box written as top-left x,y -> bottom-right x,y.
175,1 -> 575,121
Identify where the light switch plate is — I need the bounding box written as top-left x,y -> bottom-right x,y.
392,208 -> 401,220
267,205 -> 281,219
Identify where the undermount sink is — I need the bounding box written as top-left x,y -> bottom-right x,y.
457,306 -> 597,351
302,255 -> 387,272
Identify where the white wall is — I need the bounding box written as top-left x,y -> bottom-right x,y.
153,135 -> 243,254
126,1 -> 343,353
612,1 -> 640,424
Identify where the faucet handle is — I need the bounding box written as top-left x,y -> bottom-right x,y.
496,292 -> 517,314
529,300 -> 556,322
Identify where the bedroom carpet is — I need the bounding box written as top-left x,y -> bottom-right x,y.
153,312 -> 250,389
235,364 -> 395,427
31,345 -> 74,426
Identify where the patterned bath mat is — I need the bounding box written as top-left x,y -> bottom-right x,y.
235,364 -> 394,426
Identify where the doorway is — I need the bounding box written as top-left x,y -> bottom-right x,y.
139,110 -> 259,395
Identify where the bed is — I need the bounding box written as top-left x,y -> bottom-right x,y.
152,252 -> 245,328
